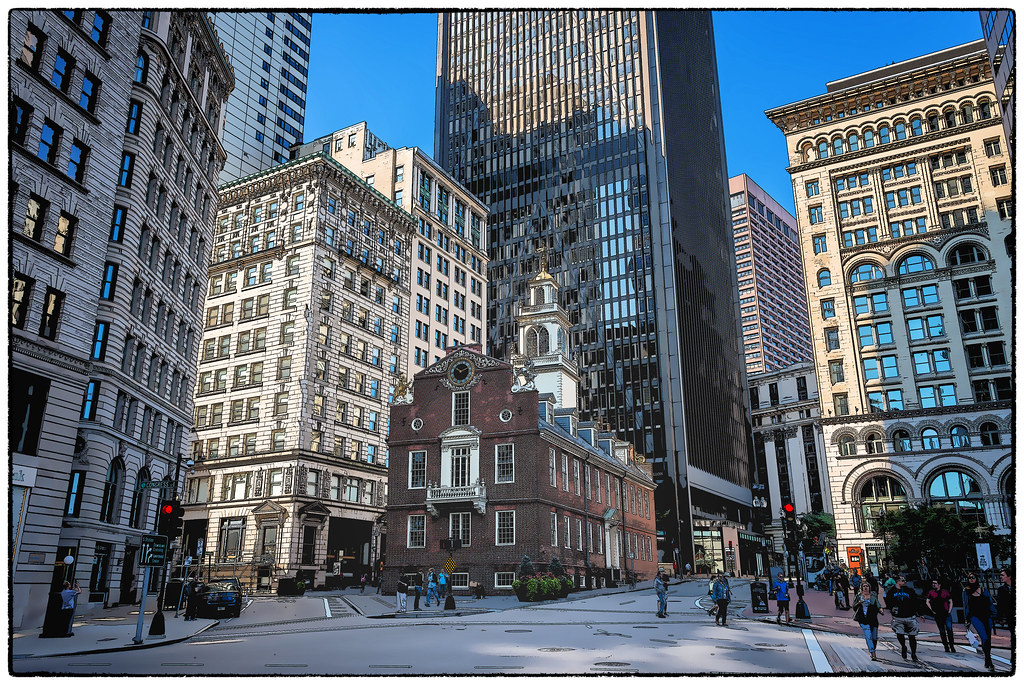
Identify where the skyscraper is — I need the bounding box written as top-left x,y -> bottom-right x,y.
10,9 -> 232,629
729,174 -> 812,375
436,11 -> 753,567
766,40 -> 1012,572
979,11 -> 1014,157
210,11 -> 312,183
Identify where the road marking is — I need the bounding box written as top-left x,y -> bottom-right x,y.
323,597 -> 331,617
802,628 -> 833,673
161,663 -> 203,667
369,665 -> 412,669
265,664 -> 307,668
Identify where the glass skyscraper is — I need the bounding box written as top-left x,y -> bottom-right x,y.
436,11 -> 752,567
211,11 -> 311,183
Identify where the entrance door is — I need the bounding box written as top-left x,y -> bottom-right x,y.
89,542 -> 112,604
119,546 -> 138,604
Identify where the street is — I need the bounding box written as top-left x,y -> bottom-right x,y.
12,580 -> 1011,675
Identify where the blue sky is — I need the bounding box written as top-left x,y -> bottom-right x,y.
306,10 -> 983,216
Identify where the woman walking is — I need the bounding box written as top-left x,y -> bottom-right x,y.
712,573 -> 732,626
963,575 -> 996,672
852,583 -> 883,661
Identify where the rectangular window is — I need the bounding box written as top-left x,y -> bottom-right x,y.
21,24 -> 45,70
38,119 -> 61,165
407,514 -> 425,548
65,470 -> 86,517
495,510 -> 515,545
573,460 -> 581,495
19,194 -> 45,243
561,454 -> 569,491
495,444 -> 514,483
809,207 -> 824,225
81,380 -> 100,420
452,391 -> 469,426
38,287 -> 64,339
821,299 -> 835,319
67,140 -> 89,183
409,450 -> 426,488
51,49 -> 73,91
79,72 -> 99,112
450,511 -> 471,547
91,321 -> 109,360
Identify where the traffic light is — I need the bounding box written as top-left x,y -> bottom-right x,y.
158,499 -> 185,539
782,502 -> 797,526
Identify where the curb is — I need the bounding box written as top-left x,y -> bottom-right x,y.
12,620 -> 220,660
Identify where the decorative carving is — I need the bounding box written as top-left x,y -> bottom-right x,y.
284,467 -> 293,495
72,432 -> 89,465
254,469 -> 264,498
511,356 -> 537,393
392,373 -> 413,405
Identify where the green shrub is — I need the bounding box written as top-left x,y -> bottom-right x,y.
548,557 -> 565,577
519,555 -> 536,577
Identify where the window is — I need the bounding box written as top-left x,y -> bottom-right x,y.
833,393 -> 849,416
119,152 -> 135,187
839,435 -> 857,456
828,360 -> 844,383
928,470 -> 986,526
51,49 -> 73,90
98,458 -> 123,523
997,198 -> 1012,220
496,510 -> 515,545
959,306 -> 1000,334
452,391 -> 469,426
820,299 -> 835,319
984,138 -> 1002,156
38,288 -> 64,340
407,514 -> 425,548
922,428 -> 941,450
21,24 -> 45,71
91,321 -> 109,360
950,425 -> 970,448
990,166 -> 1007,186
495,444 -> 514,483
812,234 -> 827,253
67,140 -> 89,183
980,422 -> 1001,446
38,120 -> 61,165
409,450 -> 426,488
897,254 -> 935,274
817,269 -> 831,287
90,11 -> 110,47
918,384 -> 957,408
859,475 -> 907,532
893,430 -> 912,453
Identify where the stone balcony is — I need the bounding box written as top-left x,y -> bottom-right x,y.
426,480 -> 487,516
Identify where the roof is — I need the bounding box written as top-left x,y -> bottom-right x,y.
539,417 -> 655,486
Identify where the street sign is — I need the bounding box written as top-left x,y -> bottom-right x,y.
141,478 -> 174,490
196,538 -> 204,556
184,556 -> 193,567
139,534 -> 168,566
443,555 -> 456,575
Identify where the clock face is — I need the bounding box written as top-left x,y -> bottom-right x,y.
448,359 -> 475,387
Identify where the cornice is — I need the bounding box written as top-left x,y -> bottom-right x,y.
12,335 -> 90,375
819,400 -> 1011,426
839,221 -> 990,261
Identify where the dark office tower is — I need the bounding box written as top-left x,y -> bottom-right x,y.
436,11 -> 755,570
210,11 -> 312,182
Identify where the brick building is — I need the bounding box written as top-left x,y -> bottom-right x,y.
384,268 -> 658,594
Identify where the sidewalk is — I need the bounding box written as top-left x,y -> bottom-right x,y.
740,586 -> 1012,650
11,602 -> 218,660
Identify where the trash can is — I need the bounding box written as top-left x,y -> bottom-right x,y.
750,581 -> 769,613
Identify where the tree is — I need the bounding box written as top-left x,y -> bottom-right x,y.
798,511 -> 835,544
518,555 -> 535,577
874,506 -> 1008,570
547,557 -> 565,577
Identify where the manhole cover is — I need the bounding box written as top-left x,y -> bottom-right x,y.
505,629 -> 531,633
594,662 -> 631,667
539,647 -> 575,652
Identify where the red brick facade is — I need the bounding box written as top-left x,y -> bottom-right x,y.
384,347 -> 658,594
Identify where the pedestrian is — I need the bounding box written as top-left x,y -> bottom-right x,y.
865,570 -> 879,595
881,572 -> 897,609
60,580 -> 81,636
396,574 -> 408,613
672,560 -> 678,579
834,569 -> 850,610
996,568 -> 1013,634
852,582 -> 883,661
707,575 -> 715,596
712,573 -> 732,626
412,571 -> 422,611
850,569 -> 861,595
886,574 -> 921,662
963,574 -> 996,672
684,563 -> 691,576
184,575 -> 200,621
773,572 -> 791,624
425,568 -> 439,607
654,569 -> 668,618
925,578 -> 955,652
438,569 -> 448,599
918,557 -> 929,581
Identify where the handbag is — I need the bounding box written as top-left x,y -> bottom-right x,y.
966,627 -> 980,649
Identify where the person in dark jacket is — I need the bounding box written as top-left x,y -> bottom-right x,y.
712,574 -> 732,626
964,577 -> 997,672
925,578 -> 955,652
996,568 -> 1013,633
852,583 -> 883,660
834,569 -> 850,610
886,575 -> 920,662
183,575 -> 201,621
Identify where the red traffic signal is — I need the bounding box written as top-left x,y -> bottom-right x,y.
782,502 -> 797,526
160,502 -> 175,516
783,503 -> 795,513
157,499 -> 184,538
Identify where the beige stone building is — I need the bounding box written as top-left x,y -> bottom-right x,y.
766,40 -> 1012,574
294,123 -> 489,377
183,153 -> 414,589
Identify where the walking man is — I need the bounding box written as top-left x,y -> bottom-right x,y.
834,568 -> 850,610
773,572 -> 791,624
654,569 -> 668,618
925,578 -> 955,652
996,568 -> 1013,634
886,575 -> 921,662
712,573 -> 732,626
396,575 -> 408,613
59,580 -> 81,636
425,568 -> 439,607
183,575 -> 200,621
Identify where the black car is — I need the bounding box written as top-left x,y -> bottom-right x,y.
192,579 -> 245,618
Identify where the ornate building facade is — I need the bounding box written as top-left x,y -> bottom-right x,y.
384,270 -> 658,594
766,40 -> 1012,573
10,10 -> 232,628
182,152 -> 414,589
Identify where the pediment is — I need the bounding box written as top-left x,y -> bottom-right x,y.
251,499 -> 287,522
438,425 -> 482,441
298,500 -> 331,520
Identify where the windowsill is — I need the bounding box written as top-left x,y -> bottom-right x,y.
14,59 -> 102,125
12,231 -> 79,267
12,143 -> 90,194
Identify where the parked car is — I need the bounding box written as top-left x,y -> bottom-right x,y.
193,578 -> 245,618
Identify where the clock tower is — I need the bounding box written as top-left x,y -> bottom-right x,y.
513,255 -> 580,409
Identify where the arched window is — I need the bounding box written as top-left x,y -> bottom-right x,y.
134,53 -> 148,83
847,132 -> 860,151
532,286 -> 545,305
863,129 -> 875,148
850,263 -> 884,283
943,109 -> 956,128
526,326 -> 549,356
927,112 -> 940,132
929,470 -> 985,526
817,269 -> 832,287
948,243 -> 987,266
893,429 -> 912,452
859,475 -> 908,532
100,458 -> 125,524
536,327 -> 550,355
950,425 -> 971,448
979,100 -> 992,119
910,117 -> 923,136
922,427 -> 941,450
898,254 -> 935,274
894,121 -> 907,140
980,422 -> 1001,445
961,104 -> 974,124
878,125 -> 891,144
832,138 -> 844,156
866,432 -> 884,454
839,435 -> 857,456
818,140 -> 829,159
129,467 -> 151,529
